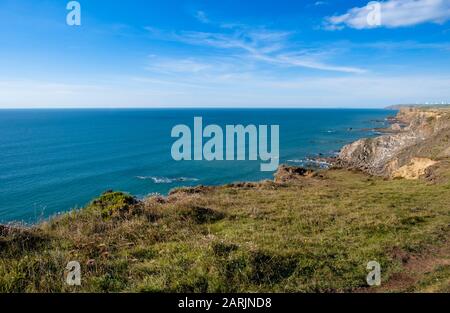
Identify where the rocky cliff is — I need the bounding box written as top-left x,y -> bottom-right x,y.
337,107 -> 450,179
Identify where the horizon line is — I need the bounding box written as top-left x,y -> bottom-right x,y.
0,106 -> 394,110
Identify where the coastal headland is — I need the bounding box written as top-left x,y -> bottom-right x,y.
1,107 -> 449,292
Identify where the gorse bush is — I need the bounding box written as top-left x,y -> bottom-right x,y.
87,191 -> 139,219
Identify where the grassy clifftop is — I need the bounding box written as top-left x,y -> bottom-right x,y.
1,166 -> 449,292
1,108 -> 450,293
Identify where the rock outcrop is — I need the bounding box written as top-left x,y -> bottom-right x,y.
337,107 -> 450,178
392,157 -> 438,180
274,165 -> 315,183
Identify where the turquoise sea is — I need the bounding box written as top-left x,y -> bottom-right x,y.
0,109 -> 395,223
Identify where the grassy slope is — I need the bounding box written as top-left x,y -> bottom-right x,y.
1,168 -> 449,293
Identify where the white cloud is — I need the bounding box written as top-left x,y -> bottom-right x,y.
275,54 -> 366,73
194,11 -> 210,24
326,0 -> 450,30
145,58 -> 214,74
146,24 -> 365,73
174,28 -> 291,54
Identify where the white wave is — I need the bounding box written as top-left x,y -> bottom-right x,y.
287,159 -> 304,163
287,158 -> 331,169
136,176 -> 199,184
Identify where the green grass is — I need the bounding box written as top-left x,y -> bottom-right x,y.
0,168 -> 449,293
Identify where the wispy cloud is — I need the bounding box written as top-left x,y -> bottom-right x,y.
194,10 -> 210,24
171,27 -> 291,52
145,22 -> 365,74
361,40 -> 450,51
145,57 -> 214,74
144,54 -> 262,87
271,54 -> 366,73
325,0 -> 450,30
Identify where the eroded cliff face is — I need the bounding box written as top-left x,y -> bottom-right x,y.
337,107 -> 450,178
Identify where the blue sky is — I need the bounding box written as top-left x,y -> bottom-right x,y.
0,0 -> 449,108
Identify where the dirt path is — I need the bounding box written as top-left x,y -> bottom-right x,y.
359,242 -> 450,292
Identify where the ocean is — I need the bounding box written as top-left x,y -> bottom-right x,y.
0,109 -> 395,223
